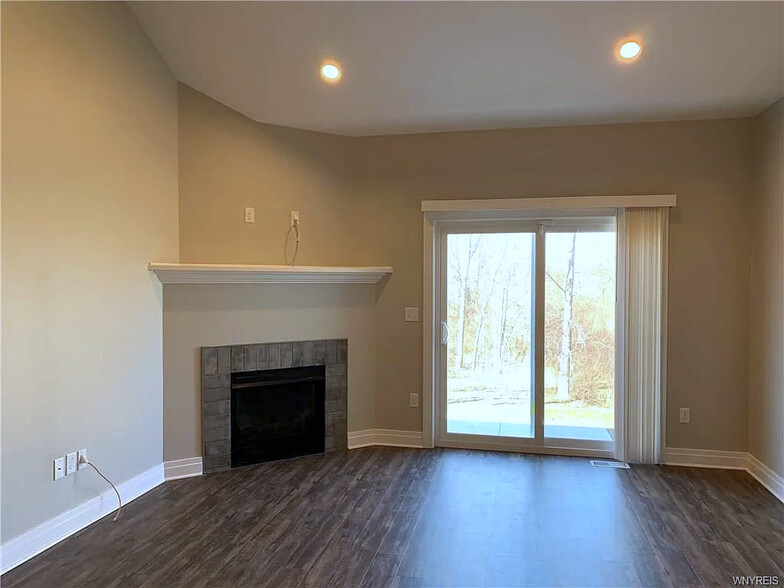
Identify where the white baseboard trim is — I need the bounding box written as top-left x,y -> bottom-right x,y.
665,447 -> 784,504
348,429 -> 424,449
664,447 -> 750,470
164,457 -> 203,481
1,463 -> 164,575
747,453 -> 784,504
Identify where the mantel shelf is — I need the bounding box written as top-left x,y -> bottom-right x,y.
148,263 -> 393,285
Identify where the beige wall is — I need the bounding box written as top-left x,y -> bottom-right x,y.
178,84 -> 354,265
163,284 -> 377,461
350,119 -> 754,451
177,90 -> 755,454
1,2 -> 178,541
749,99 -> 784,477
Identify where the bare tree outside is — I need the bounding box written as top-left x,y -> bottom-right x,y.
544,231 -> 616,438
449,235 -> 480,370
554,232 -> 577,402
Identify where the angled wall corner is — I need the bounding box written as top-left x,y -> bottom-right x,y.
748,98 -> 784,480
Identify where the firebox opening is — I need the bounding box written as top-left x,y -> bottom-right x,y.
231,365 -> 326,467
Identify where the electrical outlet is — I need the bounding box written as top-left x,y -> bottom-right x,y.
404,307 -> 420,322
409,393 -> 419,408
244,207 -> 255,223
679,408 -> 691,424
53,457 -> 65,481
77,448 -> 88,470
291,210 -> 300,226
66,451 -> 77,476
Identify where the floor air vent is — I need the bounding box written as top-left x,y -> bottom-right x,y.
590,460 -> 630,469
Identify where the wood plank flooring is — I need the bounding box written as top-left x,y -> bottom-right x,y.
3,447 -> 783,587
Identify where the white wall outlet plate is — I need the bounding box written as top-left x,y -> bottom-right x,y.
66,451 -> 77,476
77,448 -> 88,470
291,210 -> 300,226
409,393 -> 419,408
244,207 -> 255,223
404,307 -> 420,322
53,457 -> 65,481
679,407 -> 691,424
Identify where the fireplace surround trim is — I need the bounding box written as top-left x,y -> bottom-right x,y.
200,339 -> 347,473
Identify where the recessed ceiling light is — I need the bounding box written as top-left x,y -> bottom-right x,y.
320,60 -> 342,83
617,39 -> 642,62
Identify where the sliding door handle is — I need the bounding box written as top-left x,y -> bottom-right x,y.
441,322 -> 449,345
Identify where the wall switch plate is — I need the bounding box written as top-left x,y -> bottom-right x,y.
66,451 -> 77,476
244,207 -> 255,223
679,408 -> 691,424
77,448 -> 88,470
409,393 -> 419,408
404,307 -> 420,322
54,457 -> 65,481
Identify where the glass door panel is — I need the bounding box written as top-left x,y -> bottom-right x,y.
445,232 -> 535,438
543,231 -> 616,442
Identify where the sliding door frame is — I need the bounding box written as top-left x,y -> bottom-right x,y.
422,194 -> 676,458
427,212 -> 617,458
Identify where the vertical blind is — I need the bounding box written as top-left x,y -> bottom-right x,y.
620,207 -> 668,464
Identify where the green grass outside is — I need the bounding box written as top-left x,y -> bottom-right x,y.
544,401 -> 614,429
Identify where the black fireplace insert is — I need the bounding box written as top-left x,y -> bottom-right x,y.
231,365 -> 325,467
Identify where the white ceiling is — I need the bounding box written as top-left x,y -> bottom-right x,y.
130,1 -> 784,136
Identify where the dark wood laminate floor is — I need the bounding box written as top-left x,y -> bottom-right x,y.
3,448 -> 783,587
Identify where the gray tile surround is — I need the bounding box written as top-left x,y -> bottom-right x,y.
201,339 -> 347,474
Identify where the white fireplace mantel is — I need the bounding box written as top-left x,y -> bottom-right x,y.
148,263 -> 393,285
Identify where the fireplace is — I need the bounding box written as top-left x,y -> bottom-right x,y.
231,365 -> 326,467
201,339 -> 347,473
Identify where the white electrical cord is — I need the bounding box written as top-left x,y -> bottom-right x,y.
79,455 -> 123,521
284,218 -> 301,266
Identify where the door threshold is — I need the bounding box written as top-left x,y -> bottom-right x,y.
436,438 -> 614,459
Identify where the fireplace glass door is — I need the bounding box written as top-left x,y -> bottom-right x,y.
231,365 -> 325,467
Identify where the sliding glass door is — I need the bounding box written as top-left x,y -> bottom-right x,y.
437,217 -> 616,456
544,229 -> 616,444
445,231 -> 536,439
